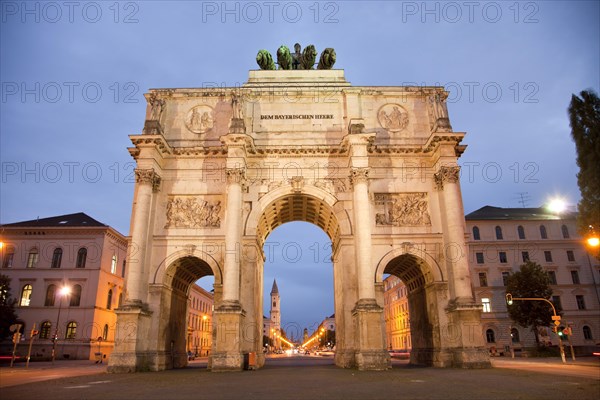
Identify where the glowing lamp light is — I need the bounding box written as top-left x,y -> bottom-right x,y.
587,237 -> 600,247
547,198 -> 567,213
59,286 -> 71,296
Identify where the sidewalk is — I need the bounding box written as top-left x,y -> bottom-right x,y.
0,359 -> 107,388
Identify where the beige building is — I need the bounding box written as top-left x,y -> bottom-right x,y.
466,206 -> 600,354
383,275 -> 411,351
187,284 -> 213,357
0,213 -> 127,361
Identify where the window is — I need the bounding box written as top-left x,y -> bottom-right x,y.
102,324 -> 109,341
51,248 -> 63,268
40,321 -> 52,339
118,292 -> 123,308
543,251 -> 552,263
478,272 -> 488,287
26,249 -> 39,268
45,284 -> 57,306
583,325 -> 593,340
70,284 -> 82,307
65,321 -> 77,339
517,225 -> 525,239
511,328 -> 520,343
485,329 -> 495,343
481,298 -> 491,312
502,272 -> 510,286
495,226 -> 503,240
576,295 -> 586,310
20,284 -> 32,306
2,247 -> 14,268
566,250 -> 575,262
472,226 -> 480,240
561,225 -> 570,239
476,252 -> 485,264
111,255 -> 117,274
547,271 -> 557,285
107,289 -> 113,310
540,225 -> 548,239
570,270 -> 580,284
122,260 -> 126,277
521,251 -> 530,262
76,248 -> 87,268
552,295 -> 562,311
499,252 -> 507,264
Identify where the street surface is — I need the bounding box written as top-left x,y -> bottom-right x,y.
1,355 -> 598,400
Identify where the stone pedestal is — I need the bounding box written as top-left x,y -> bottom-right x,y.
107,304 -> 153,373
444,303 -> 491,368
211,301 -> 246,372
353,299 -> 391,370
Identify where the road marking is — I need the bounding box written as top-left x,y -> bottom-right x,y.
89,380 -> 112,384
410,380 -> 425,383
65,385 -> 91,389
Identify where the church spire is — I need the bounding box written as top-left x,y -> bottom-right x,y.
270,279 -> 279,295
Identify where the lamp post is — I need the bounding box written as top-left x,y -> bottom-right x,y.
51,286 -> 71,365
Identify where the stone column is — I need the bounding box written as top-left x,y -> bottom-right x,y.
222,167 -> 245,305
126,168 -> 161,305
350,167 -> 375,301
434,165 -> 472,301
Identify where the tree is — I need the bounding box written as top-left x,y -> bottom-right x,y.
568,90 -> 600,237
0,274 -> 18,340
505,262 -> 556,347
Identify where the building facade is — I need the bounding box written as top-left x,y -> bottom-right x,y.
383,276 -> 411,351
0,213 -> 127,361
187,284 -> 213,357
466,206 -> 600,354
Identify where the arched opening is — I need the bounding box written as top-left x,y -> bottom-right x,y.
253,192 -> 341,366
382,254 -> 435,366
261,222 -> 334,362
162,256 -> 216,369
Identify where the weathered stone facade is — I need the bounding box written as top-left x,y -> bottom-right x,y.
108,70 -> 490,372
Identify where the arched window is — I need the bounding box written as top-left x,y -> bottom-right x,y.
20,284 -> 33,306
540,225 -> 548,239
495,226 -> 503,240
70,284 -> 82,307
472,226 -> 480,240
2,245 -> 15,268
118,292 -> 123,308
485,329 -> 495,343
511,328 -> 520,343
517,226 -> 525,239
65,321 -> 77,339
27,248 -> 39,268
110,255 -> 117,274
76,248 -> 87,268
102,324 -> 109,341
40,321 -> 52,339
51,248 -> 63,268
106,289 -> 113,310
561,224 -> 570,239
45,284 -> 57,307
583,325 -> 593,340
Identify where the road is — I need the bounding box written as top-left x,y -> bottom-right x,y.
0,355 -> 597,400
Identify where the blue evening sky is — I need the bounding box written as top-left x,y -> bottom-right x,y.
1,1 -> 598,332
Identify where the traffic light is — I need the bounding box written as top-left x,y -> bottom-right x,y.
12,332 -> 21,344
557,326 -> 565,337
31,329 -> 39,337
505,293 -> 513,305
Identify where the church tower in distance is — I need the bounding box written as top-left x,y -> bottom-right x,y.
270,279 -> 281,349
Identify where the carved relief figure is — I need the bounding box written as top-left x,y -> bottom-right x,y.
165,197 -> 222,228
185,106 -> 214,134
428,93 -> 452,132
148,94 -> 165,122
378,104 -> 409,131
375,193 -> 431,226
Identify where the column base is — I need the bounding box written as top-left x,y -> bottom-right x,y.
352,298 -> 391,371
211,301 -> 246,372
443,302 -> 491,368
107,304 -> 154,373
334,350 -> 355,368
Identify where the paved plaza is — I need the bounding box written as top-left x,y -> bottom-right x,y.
1,356 -> 598,400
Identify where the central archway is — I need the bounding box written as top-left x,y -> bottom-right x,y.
243,186 -> 357,368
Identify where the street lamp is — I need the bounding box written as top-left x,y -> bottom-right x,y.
51,286 -> 71,364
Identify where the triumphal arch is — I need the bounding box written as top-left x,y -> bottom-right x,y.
108,58 -> 490,372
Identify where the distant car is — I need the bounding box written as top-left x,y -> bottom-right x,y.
388,349 -> 410,359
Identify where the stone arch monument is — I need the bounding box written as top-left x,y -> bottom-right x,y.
108,68 -> 490,372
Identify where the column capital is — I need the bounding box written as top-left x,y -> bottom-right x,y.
135,168 -> 162,192
226,167 -> 246,185
349,167 -> 370,188
434,165 -> 460,190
